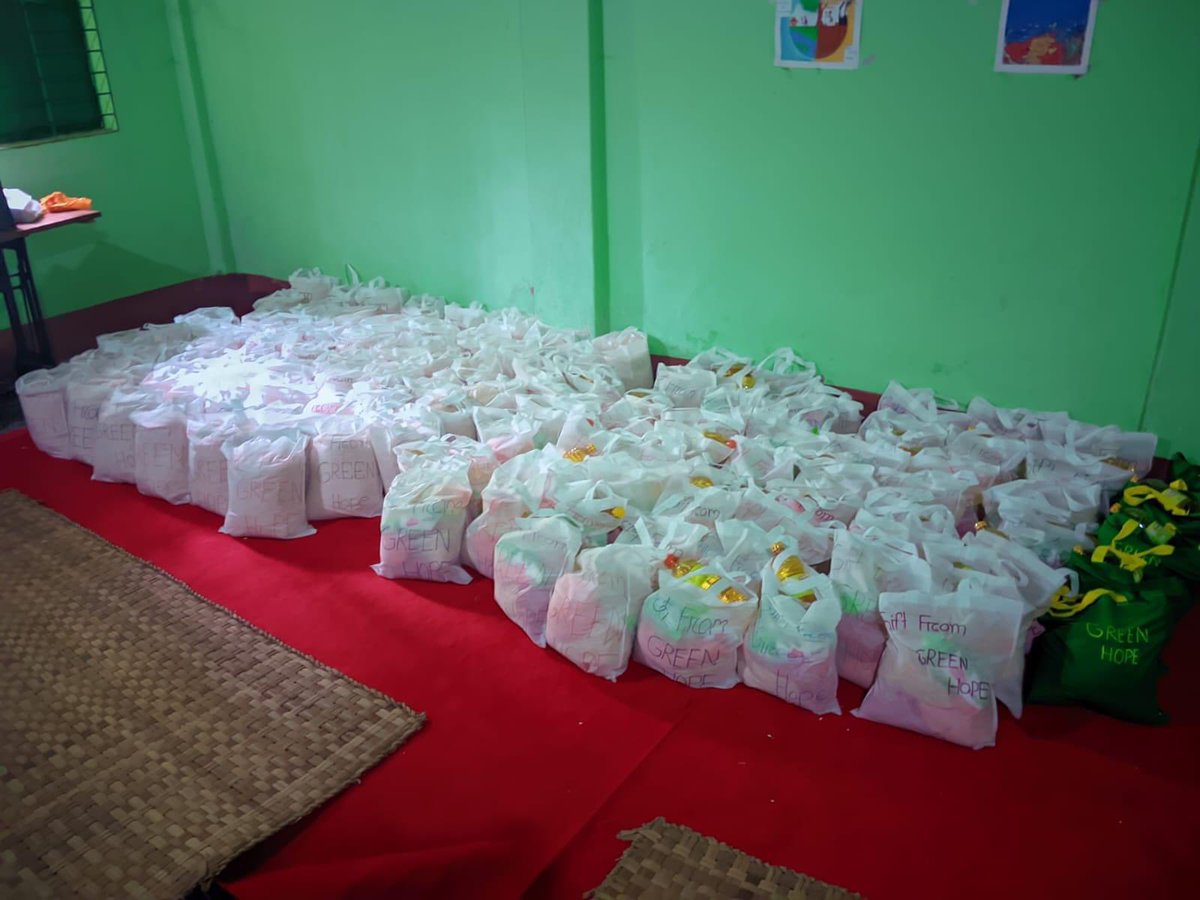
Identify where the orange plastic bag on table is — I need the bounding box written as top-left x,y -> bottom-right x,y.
40,191 -> 92,213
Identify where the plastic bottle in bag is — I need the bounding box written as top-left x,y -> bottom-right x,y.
633,559 -> 758,689
740,547 -> 842,715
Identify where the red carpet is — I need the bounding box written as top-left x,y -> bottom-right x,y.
3,427 -> 1197,899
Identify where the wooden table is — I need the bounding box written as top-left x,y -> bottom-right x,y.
1,209 -> 102,376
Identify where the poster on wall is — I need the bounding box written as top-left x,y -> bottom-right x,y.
995,0 -> 1099,75
774,1 -> 863,70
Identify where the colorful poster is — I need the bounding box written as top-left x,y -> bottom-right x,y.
774,1 -> 863,70
995,0 -> 1099,75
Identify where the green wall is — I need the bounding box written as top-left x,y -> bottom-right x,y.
602,0 -> 1200,438
1143,150 -> 1200,459
0,0 -> 212,328
5,1 -> 1200,456
182,0 -> 602,331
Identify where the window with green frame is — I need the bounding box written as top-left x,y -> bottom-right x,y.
0,0 -> 117,147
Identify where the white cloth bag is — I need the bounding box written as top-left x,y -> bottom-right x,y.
546,542 -> 658,679
15,368 -> 71,459
593,327 -> 653,391
306,417 -> 383,520
494,515 -> 583,647
221,431 -> 315,539
131,404 -> 191,505
654,364 -> 717,409
65,378 -> 122,466
854,588 -> 1023,749
374,462 -> 473,583
740,550 -> 842,715
829,528 -> 932,688
187,415 -> 251,517
92,388 -> 151,484
633,560 -> 758,689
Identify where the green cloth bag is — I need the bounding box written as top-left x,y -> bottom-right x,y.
1029,584 -> 1180,724
1064,546 -> 1192,625
1170,452 -> 1200,488
1096,508 -> 1200,582
1121,474 -> 1200,542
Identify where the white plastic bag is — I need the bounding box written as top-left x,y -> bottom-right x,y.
713,519 -> 776,596
654,364 -> 717,409
546,541 -> 658,679
288,267 -> 337,302
374,462 -> 473,583
463,452 -> 548,577
494,515 -> 583,647
633,560 -> 758,689
854,588 -> 1023,749
551,479 -> 629,547
221,431 -> 315,539
829,529 -> 932,688
368,409 -> 442,487
306,417 -> 383,520
593,327 -> 653,391
15,368 -> 71,458
965,529 -> 1066,718
472,407 -> 539,462
187,414 -> 251,517
65,378 -> 123,466
93,388 -> 153,484
131,404 -> 191,505
4,187 -> 42,224
740,549 -> 842,715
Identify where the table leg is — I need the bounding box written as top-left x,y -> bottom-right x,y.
1,238 -> 55,378
0,244 -> 36,379
12,239 -> 54,368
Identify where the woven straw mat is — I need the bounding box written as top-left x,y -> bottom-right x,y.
591,818 -> 861,899
0,490 -> 424,899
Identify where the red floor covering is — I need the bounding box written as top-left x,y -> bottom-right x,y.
3,427 -> 1198,899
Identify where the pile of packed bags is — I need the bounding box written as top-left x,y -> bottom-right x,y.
1027,455 -> 1199,724
15,267 -> 1193,749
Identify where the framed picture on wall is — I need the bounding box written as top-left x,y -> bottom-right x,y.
995,0 -> 1099,75
774,0 -> 863,70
